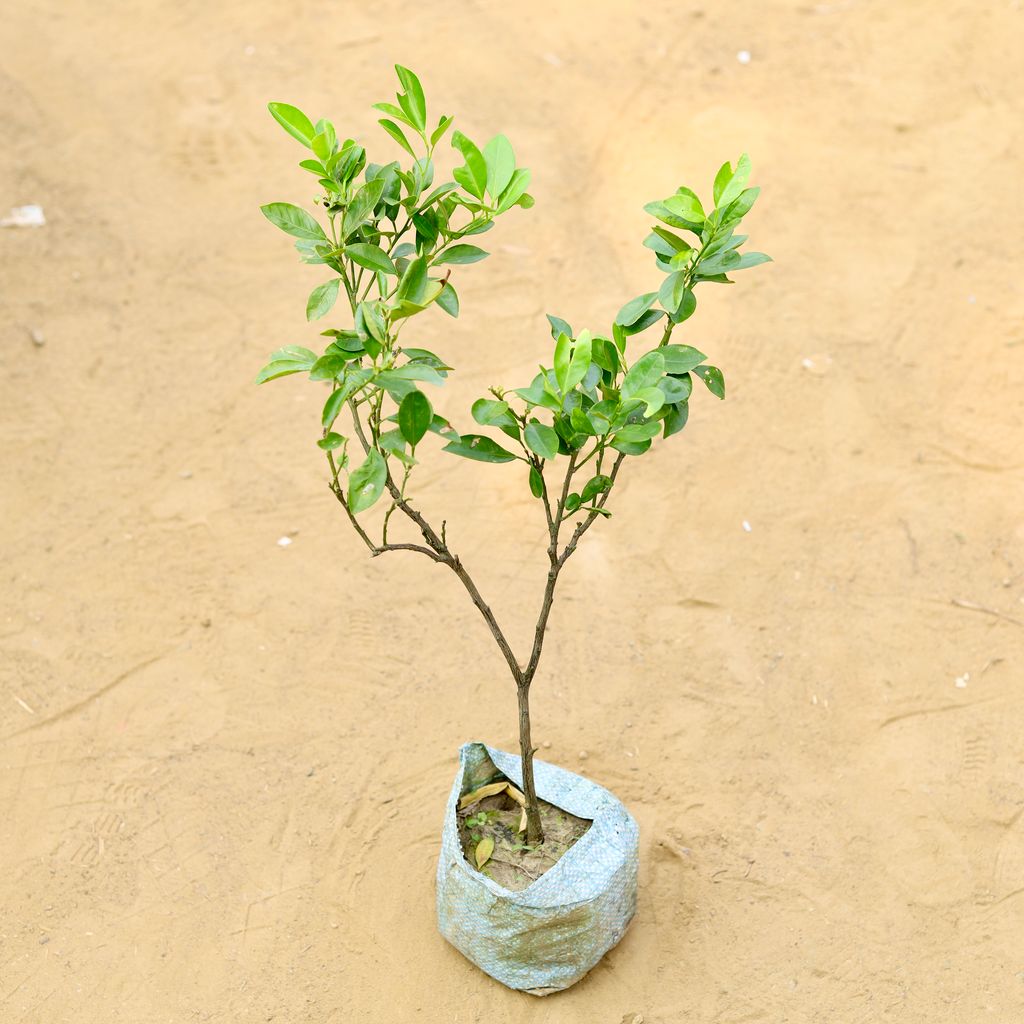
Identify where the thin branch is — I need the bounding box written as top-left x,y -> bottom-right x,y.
345,395 -> 524,683
521,452 -> 578,684
558,452 -> 626,567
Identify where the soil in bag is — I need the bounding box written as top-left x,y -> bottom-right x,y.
456,772 -> 591,891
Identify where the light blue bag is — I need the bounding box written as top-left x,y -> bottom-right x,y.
436,741 -> 639,995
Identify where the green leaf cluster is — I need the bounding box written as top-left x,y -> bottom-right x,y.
256,68 -> 768,528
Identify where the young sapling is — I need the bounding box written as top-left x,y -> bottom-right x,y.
257,66 -> 769,859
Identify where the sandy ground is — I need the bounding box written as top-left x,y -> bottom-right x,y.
2,1 -> 1023,1020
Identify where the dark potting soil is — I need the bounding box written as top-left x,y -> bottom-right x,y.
456,777 -> 591,892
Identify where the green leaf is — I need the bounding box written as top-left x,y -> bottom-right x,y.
378,118 -> 416,157
717,153 -> 751,209
658,373 -> 692,404
346,243 -> 397,275
311,131 -> 332,163
660,344 -> 707,374
451,131 -> 487,199
483,134 -> 515,199
343,178 -> 385,237
524,421 -> 559,460
355,301 -> 387,344
317,432 -> 345,451
377,364 -> 444,387
570,406 -> 596,436
581,474 -> 612,503
261,202 -> 327,241
621,309 -> 664,336
372,101 -> 413,128
651,225 -> 693,253
729,251 -> 772,271
398,390 -> 433,446
713,160 -> 733,206
430,115 -> 454,147
629,386 -> 664,418
564,493 -> 581,514
529,465 -> 544,498
644,199 -> 703,233
436,282 -> 460,318
615,420 -> 661,442
443,434 -> 518,463
673,289 -> 697,323
610,436 -> 653,456
565,330 -> 593,392
299,158 -> 328,176
472,398 -> 515,428
306,278 -> 341,321
553,333 -> 571,393
309,353 -> 349,381
378,429 -> 415,465
722,186 -> 760,222
268,102 -> 315,147
396,255 -> 428,303
621,351 -> 665,398
434,244 -> 488,266
395,65 -> 426,132
513,372 -> 562,412
546,314 -> 572,341
696,364 -> 725,399
663,188 -> 705,225
496,168 -> 532,213
270,345 -> 317,364
658,271 -> 688,316
663,400 -> 689,438
255,359 -> 312,384
615,292 -> 658,327
322,389 -> 345,429
348,449 -> 387,513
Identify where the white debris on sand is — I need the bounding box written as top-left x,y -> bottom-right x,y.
801,353 -> 833,376
277,536 -> 293,548
737,50 -> 752,65
2,204 -> 46,227
955,672 -> 970,689
28,327 -> 45,347
742,520 -> 753,532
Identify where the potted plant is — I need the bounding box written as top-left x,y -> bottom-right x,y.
256,66 -> 768,994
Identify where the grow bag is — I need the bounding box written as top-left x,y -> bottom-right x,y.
436,741 -> 639,995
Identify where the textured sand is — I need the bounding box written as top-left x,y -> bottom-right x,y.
2,1 -> 1023,1020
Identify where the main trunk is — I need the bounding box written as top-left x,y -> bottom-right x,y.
516,681 -> 544,845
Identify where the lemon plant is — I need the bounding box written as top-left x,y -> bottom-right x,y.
257,66 -> 769,846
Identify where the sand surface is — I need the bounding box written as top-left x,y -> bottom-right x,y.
3,1 -> 1023,1020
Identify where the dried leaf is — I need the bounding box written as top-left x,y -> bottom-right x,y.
518,807 -> 527,833
475,836 -> 495,869
505,784 -> 526,806
458,781 -> 508,810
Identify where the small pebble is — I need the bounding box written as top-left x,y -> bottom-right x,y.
955,673 -> 969,689
244,44 -> 256,56
578,750 -> 589,761
542,740 -> 551,749
179,470 -> 193,479
736,50 -> 752,64
29,327 -> 45,346
277,536 -> 293,548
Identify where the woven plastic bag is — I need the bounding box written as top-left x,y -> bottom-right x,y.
436,741 -> 639,995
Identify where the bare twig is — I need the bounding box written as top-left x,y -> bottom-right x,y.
950,598 -> 1023,627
